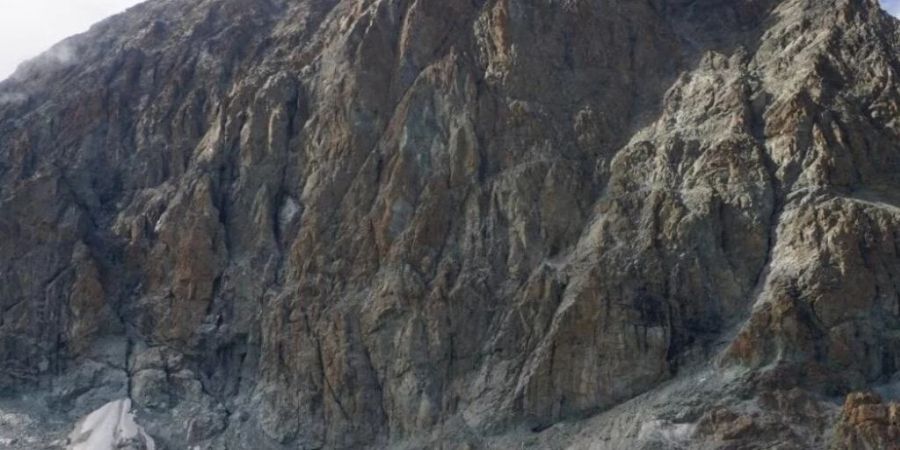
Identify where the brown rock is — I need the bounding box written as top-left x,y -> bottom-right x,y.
0,0 -> 899,448
833,392 -> 900,450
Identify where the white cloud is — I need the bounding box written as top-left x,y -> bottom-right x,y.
0,0 -> 144,80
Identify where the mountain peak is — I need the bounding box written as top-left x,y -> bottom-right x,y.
1,0 -> 899,448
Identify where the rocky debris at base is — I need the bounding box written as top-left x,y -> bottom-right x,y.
1,0 -> 899,448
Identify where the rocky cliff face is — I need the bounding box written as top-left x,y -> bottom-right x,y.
1,0 -> 899,448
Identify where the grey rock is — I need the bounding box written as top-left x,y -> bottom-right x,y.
0,0 -> 898,448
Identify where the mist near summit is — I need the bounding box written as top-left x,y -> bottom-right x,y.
0,0 -> 143,80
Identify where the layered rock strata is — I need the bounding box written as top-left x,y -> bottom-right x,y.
0,0 -> 899,448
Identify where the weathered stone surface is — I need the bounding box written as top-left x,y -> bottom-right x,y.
833,392 -> 900,450
0,0 -> 899,448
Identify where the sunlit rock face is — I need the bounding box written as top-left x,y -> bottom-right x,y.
0,0 -> 899,448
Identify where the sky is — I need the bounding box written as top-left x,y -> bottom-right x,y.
886,0 -> 900,17
0,0 -> 143,80
0,0 -> 899,81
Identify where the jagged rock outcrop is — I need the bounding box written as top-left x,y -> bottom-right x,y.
0,0 -> 899,448
833,392 -> 900,449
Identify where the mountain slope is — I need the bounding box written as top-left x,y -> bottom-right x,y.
1,0 -> 899,448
